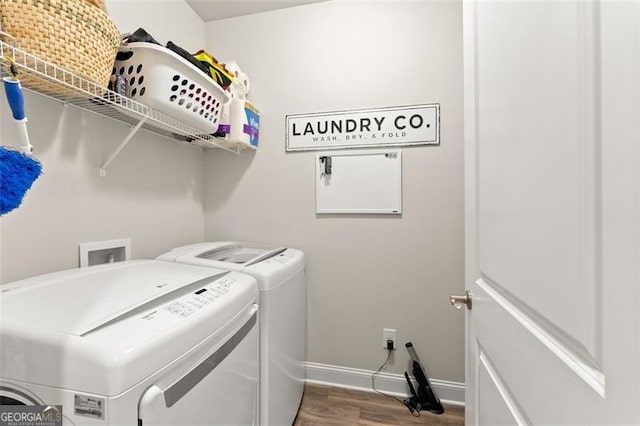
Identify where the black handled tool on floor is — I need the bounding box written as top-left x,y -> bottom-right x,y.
403,342 -> 444,415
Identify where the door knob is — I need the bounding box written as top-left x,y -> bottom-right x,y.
450,290 -> 472,310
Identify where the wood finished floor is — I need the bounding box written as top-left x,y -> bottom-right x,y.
293,384 -> 465,426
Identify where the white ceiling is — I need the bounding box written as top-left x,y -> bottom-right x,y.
185,0 -> 327,22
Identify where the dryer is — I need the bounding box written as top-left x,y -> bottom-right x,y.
0,260 -> 259,425
157,242 -> 306,426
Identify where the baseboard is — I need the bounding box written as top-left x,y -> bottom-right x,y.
305,362 -> 465,406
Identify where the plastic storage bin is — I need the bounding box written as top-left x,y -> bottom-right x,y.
113,42 -> 230,134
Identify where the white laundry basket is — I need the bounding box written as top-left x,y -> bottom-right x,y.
113,42 -> 230,134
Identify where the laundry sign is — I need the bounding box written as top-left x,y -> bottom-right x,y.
285,104 -> 440,151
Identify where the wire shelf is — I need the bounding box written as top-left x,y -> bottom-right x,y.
0,38 -> 255,162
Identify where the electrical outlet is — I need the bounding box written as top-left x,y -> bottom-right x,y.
383,328 -> 397,350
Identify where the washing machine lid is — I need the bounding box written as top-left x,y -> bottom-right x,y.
0,260 -> 258,396
157,242 -> 305,290
196,243 -> 286,266
158,241 -> 285,267
1,260 -> 228,336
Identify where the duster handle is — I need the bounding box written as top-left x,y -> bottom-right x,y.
3,77 -> 32,154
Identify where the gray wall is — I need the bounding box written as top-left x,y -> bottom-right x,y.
0,0 -> 465,387
202,1 -> 465,382
0,1 -> 207,283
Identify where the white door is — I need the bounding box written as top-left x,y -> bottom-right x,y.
461,1 -> 640,424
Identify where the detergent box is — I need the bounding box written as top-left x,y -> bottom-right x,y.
216,98 -> 260,148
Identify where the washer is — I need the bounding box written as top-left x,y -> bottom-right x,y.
158,242 -> 306,426
0,260 -> 259,425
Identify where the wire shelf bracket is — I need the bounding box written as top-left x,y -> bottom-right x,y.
99,117 -> 148,176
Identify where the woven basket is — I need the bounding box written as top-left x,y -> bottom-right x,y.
0,0 -> 121,91
84,0 -> 106,12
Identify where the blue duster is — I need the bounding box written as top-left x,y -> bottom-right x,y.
0,147 -> 42,215
1,76 -> 42,216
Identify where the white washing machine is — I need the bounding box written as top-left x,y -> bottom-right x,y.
157,242 -> 306,426
0,260 -> 259,425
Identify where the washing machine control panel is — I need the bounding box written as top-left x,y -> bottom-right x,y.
162,277 -> 235,319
